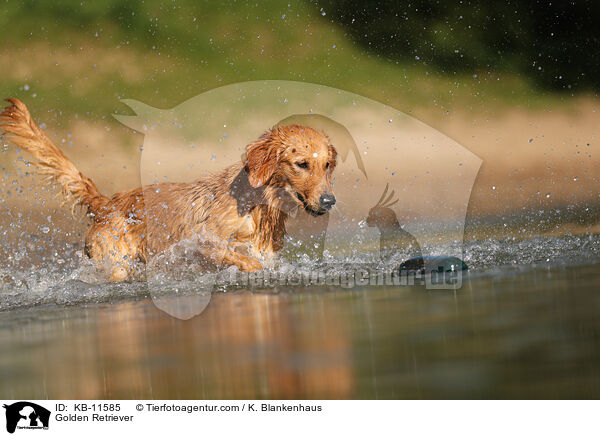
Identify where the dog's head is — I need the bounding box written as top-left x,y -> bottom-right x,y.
244,124 -> 337,216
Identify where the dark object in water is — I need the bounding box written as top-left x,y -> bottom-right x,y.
399,256 -> 468,273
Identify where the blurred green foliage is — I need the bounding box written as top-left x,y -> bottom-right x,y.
316,0 -> 600,91
0,0 -> 594,126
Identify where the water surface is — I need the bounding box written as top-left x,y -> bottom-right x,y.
1,254 -> 599,399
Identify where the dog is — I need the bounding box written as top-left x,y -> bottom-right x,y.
0,98 -> 337,281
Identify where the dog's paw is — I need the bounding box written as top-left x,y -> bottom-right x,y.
109,266 -> 129,282
239,257 -> 264,272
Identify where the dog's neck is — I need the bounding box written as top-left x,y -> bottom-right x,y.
228,166 -> 296,255
252,188 -> 289,254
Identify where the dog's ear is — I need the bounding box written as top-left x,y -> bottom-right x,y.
328,143 -> 338,171
245,129 -> 280,188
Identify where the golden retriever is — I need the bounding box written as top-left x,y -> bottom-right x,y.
0,98 -> 337,280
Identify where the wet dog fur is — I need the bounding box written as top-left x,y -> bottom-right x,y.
0,98 -> 337,280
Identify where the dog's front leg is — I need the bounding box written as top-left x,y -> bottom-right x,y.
187,232 -> 264,273
221,249 -> 264,272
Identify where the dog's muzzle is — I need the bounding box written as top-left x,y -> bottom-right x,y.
319,192 -> 336,210
296,192 -> 333,216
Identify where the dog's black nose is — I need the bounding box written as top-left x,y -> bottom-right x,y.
319,192 -> 336,210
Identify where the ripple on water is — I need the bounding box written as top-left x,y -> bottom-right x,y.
0,233 -> 599,311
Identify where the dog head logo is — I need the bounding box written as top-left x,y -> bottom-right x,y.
3,402 -> 50,434
115,80 -> 481,318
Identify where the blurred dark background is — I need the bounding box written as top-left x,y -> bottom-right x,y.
1,0 -> 599,120
316,0 -> 600,91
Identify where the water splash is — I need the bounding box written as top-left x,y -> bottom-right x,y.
1,230 -> 598,312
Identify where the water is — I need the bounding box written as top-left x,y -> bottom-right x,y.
0,227 -> 599,398
0,261 -> 599,399
1,231 -> 598,311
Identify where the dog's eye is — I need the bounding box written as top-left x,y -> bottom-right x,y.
296,161 -> 309,170
325,162 -> 330,169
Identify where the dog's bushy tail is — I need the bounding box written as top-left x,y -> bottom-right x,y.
0,98 -> 108,214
